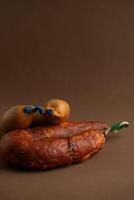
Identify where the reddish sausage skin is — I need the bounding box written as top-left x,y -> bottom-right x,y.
30,121 -> 109,139
0,121 -> 107,170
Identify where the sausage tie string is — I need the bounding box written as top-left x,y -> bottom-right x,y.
104,121 -> 129,136
23,105 -> 53,116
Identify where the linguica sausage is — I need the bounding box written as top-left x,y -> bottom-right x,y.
31,121 -> 109,139
0,121 -> 129,170
0,121 -> 108,170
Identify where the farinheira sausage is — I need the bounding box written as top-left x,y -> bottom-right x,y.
0,99 -> 70,137
0,121 -> 129,170
0,105 -> 38,136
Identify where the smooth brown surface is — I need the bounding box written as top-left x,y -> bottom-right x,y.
0,1 -> 134,200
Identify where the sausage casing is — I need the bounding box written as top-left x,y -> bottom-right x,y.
0,121 -> 107,170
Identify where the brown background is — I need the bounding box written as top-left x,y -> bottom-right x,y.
0,1 -> 134,200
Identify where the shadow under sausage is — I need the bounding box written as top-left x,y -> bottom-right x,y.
0,134 -> 123,173
106,133 -> 123,142
0,152 -> 100,173
0,162 -> 78,173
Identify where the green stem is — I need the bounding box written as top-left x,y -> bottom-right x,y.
104,121 -> 130,136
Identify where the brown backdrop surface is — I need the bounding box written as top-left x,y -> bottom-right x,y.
0,1 -> 134,200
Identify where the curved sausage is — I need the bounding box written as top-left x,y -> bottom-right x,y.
30,121 -> 109,139
0,121 -> 108,170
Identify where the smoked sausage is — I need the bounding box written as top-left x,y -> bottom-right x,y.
0,121 -> 129,170
0,121 -> 108,170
